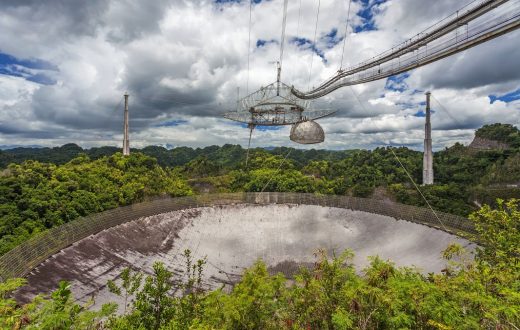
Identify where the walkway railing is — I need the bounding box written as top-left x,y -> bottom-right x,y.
0,192 -> 476,281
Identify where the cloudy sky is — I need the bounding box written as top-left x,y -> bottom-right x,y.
1,0 -> 519,151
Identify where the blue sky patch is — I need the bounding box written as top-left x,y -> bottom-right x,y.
489,88 -> 520,104
155,119 -> 189,127
322,28 -> 343,49
256,39 -> 277,48
354,0 -> 387,32
256,126 -> 282,131
215,0 -> 263,4
240,123 -> 281,131
413,109 -> 435,117
0,52 -> 58,71
215,0 -> 240,4
0,52 -> 58,85
26,73 -> 57,85
385,72 -> 409,92
395,100 -> 415,109
290,37 -> 326,62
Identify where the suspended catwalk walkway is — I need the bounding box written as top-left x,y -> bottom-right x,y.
292,0 -> 520,99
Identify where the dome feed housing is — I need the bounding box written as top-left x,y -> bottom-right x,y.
290,120 -> 325,144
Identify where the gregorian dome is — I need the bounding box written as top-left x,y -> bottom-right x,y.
290,120 -> 325,144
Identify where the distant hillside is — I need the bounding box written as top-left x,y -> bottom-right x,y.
469,136 -> 510,150
470,123 -> 520,150
0,144 -> 355,169
1,123 -> 519,215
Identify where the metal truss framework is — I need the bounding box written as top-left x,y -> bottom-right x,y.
224,81 -> 335,126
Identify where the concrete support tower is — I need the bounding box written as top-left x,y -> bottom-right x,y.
122,93 -> 130,156
423,91 -> 433,185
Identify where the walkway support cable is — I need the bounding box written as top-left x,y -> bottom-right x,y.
279,0 -> 289,70
296,0 -> 303,37
342,87 -> 453,234
308,0 -> 322,90
246,0 -> 253,94
339,0 -> 353,70
389,147 -> 448,232
277,0 -> 290,95
430,94 -> 465,129
245,124 -> 255,168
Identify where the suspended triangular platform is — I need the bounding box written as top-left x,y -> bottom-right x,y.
223,81 -> 335,126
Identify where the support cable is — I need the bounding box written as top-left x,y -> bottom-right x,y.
246,0 -> 253,94
308,0 -> 322,90
430,94 -> 465,129
261,149 -> 292,193
349,86 -> 448,232
349,85 -> 368,113
236,87 -> 240,111
296,0 -> 302,37
277,0 -> 289,95
389,147 -> 448,232
339,0 -> 353,70
245,124 -> 255,168
110,95 -> 124,114
279,0 -> 289,70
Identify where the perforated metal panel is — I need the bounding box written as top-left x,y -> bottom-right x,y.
11,195 -> 475,306
290,120 -> 325,144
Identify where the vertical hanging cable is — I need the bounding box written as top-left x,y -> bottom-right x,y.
279,0 -> 289,76
308,0 -> 321,91
339,0 -> 353,70
245,124 -> 254,168
277,0 -> 289,96
236,87 -> 240,111
296,0 -> 302,37
246,0 -> 253,95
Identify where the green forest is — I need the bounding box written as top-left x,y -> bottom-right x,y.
0,123 -> 519,328
1,124 -> 519,256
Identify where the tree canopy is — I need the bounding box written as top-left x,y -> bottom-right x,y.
0,153 -> 192,255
